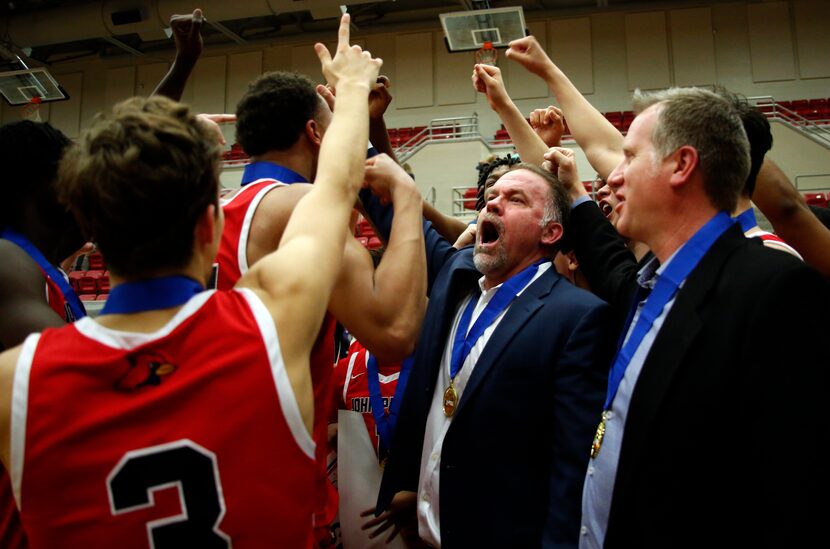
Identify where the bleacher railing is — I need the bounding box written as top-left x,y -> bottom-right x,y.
451,186 -> 478,217
750,96 -> 830,149
395,115 -> 481,162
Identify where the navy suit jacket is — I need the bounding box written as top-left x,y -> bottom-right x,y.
364,193 -> 615,548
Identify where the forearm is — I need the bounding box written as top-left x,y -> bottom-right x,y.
422,201 -> 468,243
542,65 -> 623,179
151,57 -> 197,101
753,160 -> 830,276
369,117 -> 398,162
494,100 -> 548,165
370,184 -> 427,358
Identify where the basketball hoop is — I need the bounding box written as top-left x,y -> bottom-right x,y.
475,41 -> 498,66
21,96 -> 42,122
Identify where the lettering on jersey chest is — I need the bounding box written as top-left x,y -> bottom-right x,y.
350,396 -> 392,414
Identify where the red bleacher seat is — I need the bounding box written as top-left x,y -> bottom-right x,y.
95,294 -> 108,301
79,294 -> 97,302
367,236 -> 383,250
582,181 -> 594,193
356,219 -> 375,238
605,111 -> 623,131
462,187 -> 477,210
808,99 -> 828,122
68,271 -> 84,292
98,271 -> 110,294
87,252 -> 105,270
357,236 -> 369,247
804,192 -> 828,208
790,99 -> 811,118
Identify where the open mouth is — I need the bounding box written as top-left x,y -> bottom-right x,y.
599,200 -> 614,219
478,218 -> 501,247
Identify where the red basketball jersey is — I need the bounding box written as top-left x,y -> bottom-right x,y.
216,179 -> 339,529
215,179 -> 287,291
334,344 -> 401,457
43,268 -> 77,322
11,289 -> 316,548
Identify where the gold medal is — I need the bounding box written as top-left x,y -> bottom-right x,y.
443,381 -> 458,417
590,411 -> 608,459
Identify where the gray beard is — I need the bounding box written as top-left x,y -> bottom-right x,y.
473,243 -> 507,274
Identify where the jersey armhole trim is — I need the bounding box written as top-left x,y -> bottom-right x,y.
11,333 -> 40,510
343,351 -> 360,405
237,182 -> 286,276
237,288 -> 316,460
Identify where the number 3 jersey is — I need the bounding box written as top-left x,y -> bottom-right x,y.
10,289 -> 316,548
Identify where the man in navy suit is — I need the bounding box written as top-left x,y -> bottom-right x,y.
365,163 -> 615,548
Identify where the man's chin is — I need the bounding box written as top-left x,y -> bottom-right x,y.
473,250 -> 505,274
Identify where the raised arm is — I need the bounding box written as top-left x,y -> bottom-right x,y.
506,36 -> 623,180
237,15 -> 381,428
328,154 -> 427,362
152,9 -> 204,101
752,159 -> 830,277
473,64 -> 548,166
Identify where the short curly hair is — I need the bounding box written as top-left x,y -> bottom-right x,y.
235,71 -> 323,156
58,96 -> 221,278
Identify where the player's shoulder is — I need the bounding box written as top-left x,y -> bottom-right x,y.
0,239 -> 47,298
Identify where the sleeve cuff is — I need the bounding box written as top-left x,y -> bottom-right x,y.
571,195 -> 592,209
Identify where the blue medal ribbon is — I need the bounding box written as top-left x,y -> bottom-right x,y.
450,259 -> 548,380
0,227 -> 86,321
735,207 -> 757,232
604,212 -> 735,409
240,162 -> 307,187
366,353 -> 413,459
100,276 -> 203,315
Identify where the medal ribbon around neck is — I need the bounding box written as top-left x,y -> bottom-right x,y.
366,353 -> 414,461
240,162 -> 307,187
100,276 -> 204,315
735,207 -> 757,232
449,258 -> 548,384
604,212 -> 735,412
0,227 -> 86,321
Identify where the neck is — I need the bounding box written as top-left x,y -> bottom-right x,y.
482,254 -> 546,290
251,147 -> 314,182
647,209 -> 718,264
733,195 -> 752,217
628,240 -> 651,263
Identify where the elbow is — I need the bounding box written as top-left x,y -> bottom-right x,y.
371,324 -> 419,363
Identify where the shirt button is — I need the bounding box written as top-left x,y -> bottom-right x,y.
581,526 -> 588,536
431,453 -> 439,461
605,411 -> 614,420
588,466 -> 594,476
422,493 -> 429,502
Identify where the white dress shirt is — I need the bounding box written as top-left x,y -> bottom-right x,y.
417,262 -> 550,547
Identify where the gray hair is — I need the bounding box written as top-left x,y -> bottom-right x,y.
509,163 -> 569,254
632,87 -> 750,213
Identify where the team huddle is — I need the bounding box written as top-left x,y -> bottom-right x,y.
0,9 -> 827,549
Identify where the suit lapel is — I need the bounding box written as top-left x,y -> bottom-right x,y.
614,226 -> 745,492
453,268 -> 559,417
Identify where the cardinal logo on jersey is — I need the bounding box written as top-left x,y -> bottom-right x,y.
114,351 -> 177,392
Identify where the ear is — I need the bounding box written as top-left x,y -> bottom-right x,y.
566,250 -> 579,273
305,118 -> 323,147
195,204 -> 219,248
668,145 -> 698,188
541,221 -> 564,248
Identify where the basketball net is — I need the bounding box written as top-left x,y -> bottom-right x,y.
21,97 -> 42,122
475,41 -> 498,66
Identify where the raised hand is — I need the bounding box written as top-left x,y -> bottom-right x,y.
472,64 -> 510,112
169,8 -> 204,64
543,147 -> 586,201
369,75 -> 393,120
505,35 -> 554,78
529,106 -> 565,147
314,14 -> 382,92
363,153 -> 415,205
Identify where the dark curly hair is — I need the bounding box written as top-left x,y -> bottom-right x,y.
58,96 -> 221,278
0,120 -> 71,230
235,71 -> 323,156
475,154 -> 521,211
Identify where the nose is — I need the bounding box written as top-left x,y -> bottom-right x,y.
485,194 -> 502,214
607,160 -> 624,191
